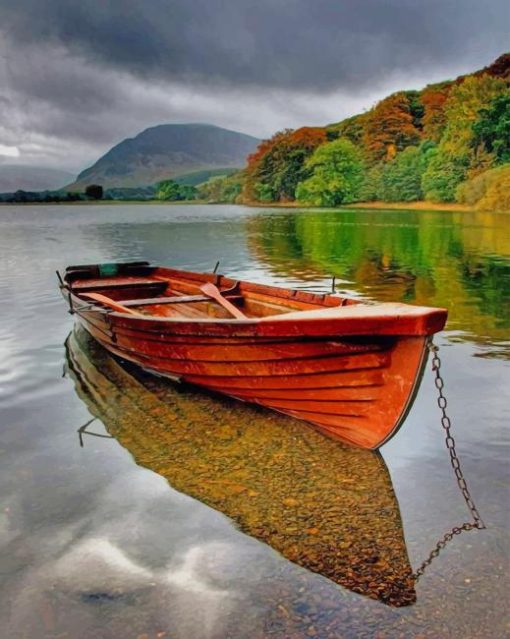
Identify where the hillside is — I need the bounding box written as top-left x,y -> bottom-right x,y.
0,165 -> 74,192
202,53 -> 509,211
68,124 -> 260,190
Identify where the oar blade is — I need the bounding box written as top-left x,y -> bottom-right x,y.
200,283 -> 246,319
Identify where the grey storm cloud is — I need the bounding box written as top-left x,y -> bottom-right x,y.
0,0 -> 508,171
2,0 -> 509,91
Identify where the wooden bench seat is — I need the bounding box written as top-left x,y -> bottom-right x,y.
71,276 -> 167,295
119,294 -> 244,307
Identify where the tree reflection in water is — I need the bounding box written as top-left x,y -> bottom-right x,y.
247,209 -> 510,355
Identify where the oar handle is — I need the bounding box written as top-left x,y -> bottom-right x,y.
81,292 -> 145,317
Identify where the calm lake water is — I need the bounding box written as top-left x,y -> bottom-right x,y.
0,204 -> 508,638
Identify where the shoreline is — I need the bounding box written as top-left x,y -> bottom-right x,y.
344,201 -> 475,212
1,199 -> 506,213
242,200 -> 478,212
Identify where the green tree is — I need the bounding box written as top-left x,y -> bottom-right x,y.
421,148 -> 469,202
422,75 -> 507,201
197,172 -> 243,203
380,143 -> 435,202
178,185 -> 198,200
456,164 -> 510,211
296,139 -> 365,206
156,180 -> 196,201
242,128 -> 327,202
472,94 -> 510,164
156,180 -> 181,200
359,163 -> 384,201
439,75 -> 506,159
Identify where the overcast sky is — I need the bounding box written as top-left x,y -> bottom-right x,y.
0,0 -> 508,172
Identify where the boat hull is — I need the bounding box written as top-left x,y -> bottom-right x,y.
60,264 -> 442,449
71,309 -> 428,448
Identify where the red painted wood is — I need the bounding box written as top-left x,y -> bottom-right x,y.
61,263 -> 446,448
200,282 -> 247,319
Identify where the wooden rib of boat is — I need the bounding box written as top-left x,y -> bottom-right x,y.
66,326 -> 417,606
59,261 -> 448,449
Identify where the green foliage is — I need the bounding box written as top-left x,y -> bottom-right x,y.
472,94 -> 510,164
358,164 -> 384,201
440,75 -> 507,158
156,180 -> 181,200
253,181 -> 275,202
179,185 -> 198,200
405,90 -> 425,130
197,172 -> 244,203
296,139 -> 365,206
0,189 -> 85,203
421,75 -> 509,201
104,186 -> 156,200
325,129 -> 340,142
242,128 -> 327,202
257,147 -> 305,200
173,167 -> 238,186
456,164 -> 510,211
156,179 -> 197,201
326,113 -> 368,147
85,184 -> 103,200
421,148 -> 470,202
378,145 -> 430,201
358,143 -> 435,202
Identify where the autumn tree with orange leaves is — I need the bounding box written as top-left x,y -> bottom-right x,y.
232,53 -> 510,209
362,92 -> 423,163
420,83 -> 452,142
242,127 -> 328,202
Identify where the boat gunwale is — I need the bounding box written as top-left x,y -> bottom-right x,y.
63,265 -> 447,338
71,304 -> 446,338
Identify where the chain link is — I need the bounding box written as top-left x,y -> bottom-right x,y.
412,340 -> 486,581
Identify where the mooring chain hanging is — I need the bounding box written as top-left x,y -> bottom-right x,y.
412,341 -> 486,581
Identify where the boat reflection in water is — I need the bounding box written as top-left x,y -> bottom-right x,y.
65,327 -> 416,607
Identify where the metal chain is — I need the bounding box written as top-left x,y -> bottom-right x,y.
412,340 -> 486,581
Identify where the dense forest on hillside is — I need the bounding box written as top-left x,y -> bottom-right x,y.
198,54 -> 510,211
3,55 -> 508,209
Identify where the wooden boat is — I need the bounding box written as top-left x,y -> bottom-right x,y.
66,326 -> 417,606
59,261 -> 447,449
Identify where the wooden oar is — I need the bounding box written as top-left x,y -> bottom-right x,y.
200,282 -> 247,320
81,292 -> 145,317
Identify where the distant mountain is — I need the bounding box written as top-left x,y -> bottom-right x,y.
68,124 -> 260,190
0,165 -> 74,192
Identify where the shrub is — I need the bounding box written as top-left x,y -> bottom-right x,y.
456,164 -> 510,211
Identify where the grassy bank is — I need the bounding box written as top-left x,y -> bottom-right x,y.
242,199 -> 480,212
344,201 -> 476,212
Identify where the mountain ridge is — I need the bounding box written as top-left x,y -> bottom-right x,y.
0,165 -> 75,192
67,123 -> 260,190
